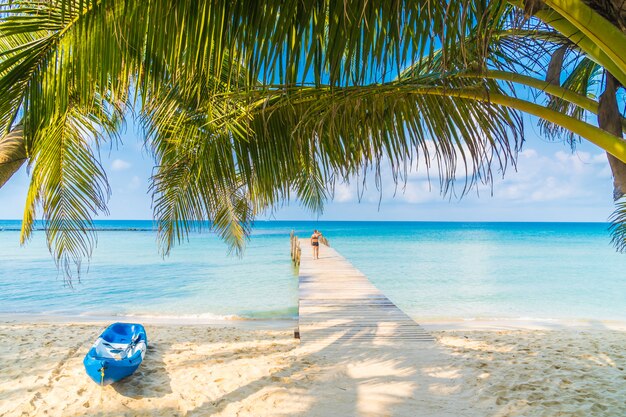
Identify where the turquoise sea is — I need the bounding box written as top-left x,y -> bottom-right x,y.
0,220 -> 624,323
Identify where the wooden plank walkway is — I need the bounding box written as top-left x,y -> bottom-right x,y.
297,244 -> 434,348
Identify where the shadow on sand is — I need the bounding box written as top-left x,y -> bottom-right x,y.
111,342 -> 172,399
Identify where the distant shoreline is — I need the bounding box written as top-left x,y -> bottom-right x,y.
2,313 -> 625,332
0,219 -> 613,223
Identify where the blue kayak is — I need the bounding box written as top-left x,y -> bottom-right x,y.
83,322 -> 148,385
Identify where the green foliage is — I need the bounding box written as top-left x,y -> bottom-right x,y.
21,104 -> 116,283
609,197 -> 626,252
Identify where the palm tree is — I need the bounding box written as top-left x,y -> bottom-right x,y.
0,0 -> 624,281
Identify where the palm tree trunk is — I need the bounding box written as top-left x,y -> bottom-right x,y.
0,126 -> 26,188
599,73 -> 626,200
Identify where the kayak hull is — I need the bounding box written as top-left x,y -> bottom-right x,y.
83,322 -> 147,385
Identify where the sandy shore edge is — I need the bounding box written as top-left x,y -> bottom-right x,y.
3,312 -> 625,331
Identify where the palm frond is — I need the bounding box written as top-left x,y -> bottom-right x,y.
149,144 -> 254,256
21,104 -> 114,284
609,197 -> 626,252
0,0 -> 128,282
236,75 -> 523,197
0,0 -> 132,133
141,68 -> 330,254
144,71 -> 522,255
106,0 -> 513,92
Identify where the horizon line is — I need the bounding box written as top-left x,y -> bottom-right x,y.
0,219 -> 611,224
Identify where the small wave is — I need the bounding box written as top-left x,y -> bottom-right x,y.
237,307 -> 298,320
409,316 -> 564,324
458,316 -> 560,322
82,311 -> 239,321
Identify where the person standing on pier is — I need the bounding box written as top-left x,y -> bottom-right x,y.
311,230 -> 322,260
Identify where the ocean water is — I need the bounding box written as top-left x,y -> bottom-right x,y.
0,220 -> 624,323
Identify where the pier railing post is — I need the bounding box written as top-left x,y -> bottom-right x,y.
296,241 -> 301,266
290,230 -> 301,266
290,230 -> 301,340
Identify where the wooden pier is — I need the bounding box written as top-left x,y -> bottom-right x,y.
295,239 -> 433,348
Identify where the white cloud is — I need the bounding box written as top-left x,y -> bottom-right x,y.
324,147 -> 613,211
111,159 -> 131,171
520,149 -> 538,158
492,149 -> 610,203
399,180 -> 439,203
127,176 -> 141,190
333,183 -> 354,203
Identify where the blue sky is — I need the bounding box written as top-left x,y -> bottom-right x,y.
0,116 -> 616,222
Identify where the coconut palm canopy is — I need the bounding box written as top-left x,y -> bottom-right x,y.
0,0 -> 625,282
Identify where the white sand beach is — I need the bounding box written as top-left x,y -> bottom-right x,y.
1,321 -> 625,417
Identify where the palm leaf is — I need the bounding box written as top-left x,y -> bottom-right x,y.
609,197 -> 626,252
21,104 -> 114,283
141,68 -> 330,254
231,76 -> 523,197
